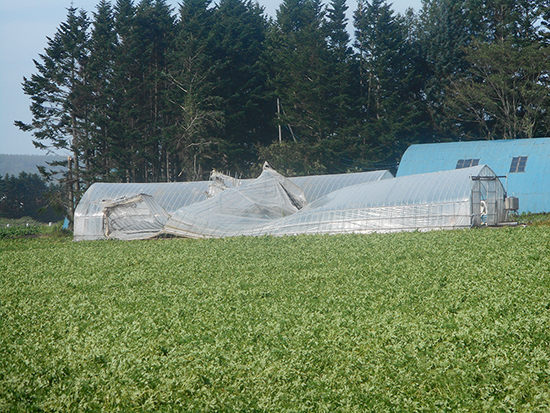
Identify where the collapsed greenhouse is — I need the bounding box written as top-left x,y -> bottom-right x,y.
74,167 -> 393,240
74,163 -> 515,241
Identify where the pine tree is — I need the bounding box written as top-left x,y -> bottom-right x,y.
354,0 -> 429,164
415,0 -> 474,140
108,0 -> 176,182
210,0 -> 272,173
355,0 -> 402,119
85,0 -> 118,182
15,7 -> 90,226
130,0 -> 176,182
166,0 -> 223,181
111,0 -> 140,182
267,0 -> 334,143
324,0 -> 356,134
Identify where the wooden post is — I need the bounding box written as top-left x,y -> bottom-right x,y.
67,156 -> 75,229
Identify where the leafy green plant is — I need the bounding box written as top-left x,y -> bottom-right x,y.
1,227 -> 549,411
0,220 -> 68,239
0,225 -> 41,239
511,212 -> 550,226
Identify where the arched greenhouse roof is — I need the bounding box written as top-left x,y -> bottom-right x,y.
242,164 -> 504,237
74,169 -> 393,241
75,165 -> 508,240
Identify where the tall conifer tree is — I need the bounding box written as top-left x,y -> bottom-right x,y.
166,0 -> 223,181
111,0 -> 139,182
210,0 -> 272,173
129,0 -> 175,182
416,0 -> 473,139
268,0 -> 332,142
324,0 -> 356,134
15,7 -> 90,225
354,0 -> 428,163
85,0 -> 118,181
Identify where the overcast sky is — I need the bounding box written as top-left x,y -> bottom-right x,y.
0,0 -> 421,155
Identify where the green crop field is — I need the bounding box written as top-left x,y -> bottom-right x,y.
1,227 -> 550,412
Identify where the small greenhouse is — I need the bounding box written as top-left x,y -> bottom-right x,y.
74,180 -> 210,241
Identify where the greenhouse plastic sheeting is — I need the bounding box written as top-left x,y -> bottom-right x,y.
289,170 -> 393,202
240,165 -> 507,236
74,164 -> 508,240
74,181 -> 210,241
74,167 -> 393,240
163,165 -> 307,239
103,194 -> 170,240
162,164 -> 506,238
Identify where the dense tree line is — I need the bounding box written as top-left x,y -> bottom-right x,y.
0,173 -> 63,222
16,0 -> 550,224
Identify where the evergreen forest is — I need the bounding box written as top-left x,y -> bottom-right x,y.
15,0 -> 550,223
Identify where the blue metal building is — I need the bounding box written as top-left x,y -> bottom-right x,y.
396,138 -> 550,214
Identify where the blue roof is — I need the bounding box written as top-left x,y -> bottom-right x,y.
396,138 -> 550,213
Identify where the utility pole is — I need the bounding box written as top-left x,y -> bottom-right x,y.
277,98 -> 282,144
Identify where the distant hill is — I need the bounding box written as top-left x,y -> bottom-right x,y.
0,154 -> 66,177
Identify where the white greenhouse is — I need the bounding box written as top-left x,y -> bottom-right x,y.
74,167 -> 393,240
74,163 -> 513,241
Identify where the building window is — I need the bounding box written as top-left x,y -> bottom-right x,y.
510,156 -> 528,173
456,159 -> 480,169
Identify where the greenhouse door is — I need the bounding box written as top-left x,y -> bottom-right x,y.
484,177 -> 499,225
471,176 -> 499,226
